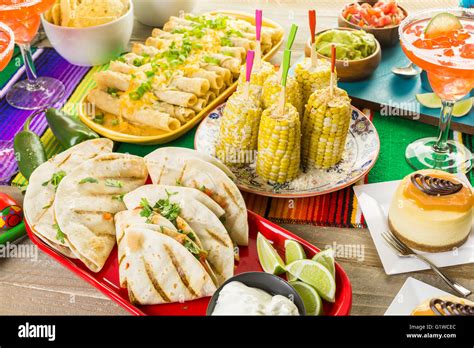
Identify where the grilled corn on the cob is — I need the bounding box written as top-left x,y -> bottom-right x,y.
261,73 -> 304,117
301,86 -> 351,170
237,61 -> 275,93
216,92 -> 262,165
256,103 -> 301,184
295,58 -> 332,105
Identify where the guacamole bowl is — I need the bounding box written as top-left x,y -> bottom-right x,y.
305,27 -> 381,82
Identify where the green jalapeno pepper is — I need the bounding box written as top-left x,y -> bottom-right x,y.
13,115 -> 47,180
45,108 -> 99,149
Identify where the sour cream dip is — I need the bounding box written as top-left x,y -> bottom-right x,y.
211,281 -> 300,315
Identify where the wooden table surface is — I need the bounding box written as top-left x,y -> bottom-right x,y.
3,0 -> 471,316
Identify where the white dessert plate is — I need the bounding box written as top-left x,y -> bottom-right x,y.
353,176 -> 473,275
385,277 -> 452,315
194,103 -> 380,198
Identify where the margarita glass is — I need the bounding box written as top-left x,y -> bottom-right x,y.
399,8 -> 473,173
0,0 -> 65,110
0,21 -> 14,71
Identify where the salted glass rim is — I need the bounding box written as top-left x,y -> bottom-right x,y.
399,7 -> 474,69
0,22 -> 14,63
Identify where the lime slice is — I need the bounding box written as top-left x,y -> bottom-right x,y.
285,239 -> 306,281
312,249 -> 335,279
286,259 -> 336,302
257,232 -> 286,275
416,93 -> 442,108
289,280 -> 323,316
424,13 -> 462,39
416,93 -> 473,117
453,98 -> 473,117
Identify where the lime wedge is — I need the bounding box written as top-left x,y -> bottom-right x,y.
453,98 -> 473,117
416,93 -> 442,108
257,232 -> 286,275
424,13 -> 462,39
286,259 -> 336,302
312,249 -> 336,279
289,280 -> 323,316
285,239 -> 306,281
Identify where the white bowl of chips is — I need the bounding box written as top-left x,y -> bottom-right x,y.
42,0 -> 133,66
133,0 -> 195,27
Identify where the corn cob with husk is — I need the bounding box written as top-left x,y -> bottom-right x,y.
261,73 -> 304,117
294,57 -> 332,105
301,86 -> 351,170
216,92 -> 262,165
256,103 -> 301,184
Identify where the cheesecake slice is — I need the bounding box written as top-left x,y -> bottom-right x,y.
388,169 -> 473,253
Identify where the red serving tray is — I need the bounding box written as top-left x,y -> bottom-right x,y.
26,210 -> 352,316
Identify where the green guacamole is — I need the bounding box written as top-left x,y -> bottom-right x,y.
315,29 -> 377,60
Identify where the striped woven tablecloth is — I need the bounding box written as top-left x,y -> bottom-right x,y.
3,49 -> 473,229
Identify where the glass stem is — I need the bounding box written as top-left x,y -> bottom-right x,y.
19,43 -> 37,81
433,100 -> 454,153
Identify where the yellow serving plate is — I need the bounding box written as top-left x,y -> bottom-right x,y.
79,11 -> 284,145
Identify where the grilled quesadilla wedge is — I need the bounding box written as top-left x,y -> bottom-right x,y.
23,138 -> 114,258
124,185 -> 234,285
118,225 -> 217,305
145,155 -> 248,246
115,209 -> 219,287
54,153 -> 148,272
145,147 -> 236,180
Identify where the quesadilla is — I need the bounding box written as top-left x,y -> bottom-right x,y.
118,225 -> 217,305
145,152 -> 248,246
23,138 -> 114,257
124,185 -> 234,285
115,209 -> 219,287
54,153 -> 148,272
144,147 -> 236,180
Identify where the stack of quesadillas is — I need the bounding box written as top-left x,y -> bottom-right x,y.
24,144 -> 248,305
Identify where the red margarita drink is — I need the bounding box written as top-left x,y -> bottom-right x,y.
399,8 -> 474,173
0,21 -> 14,71
0,0 -> 64,110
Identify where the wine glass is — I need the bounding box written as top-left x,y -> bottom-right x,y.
0,0 -> 65,110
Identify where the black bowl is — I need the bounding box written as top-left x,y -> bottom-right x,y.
206,272 -> 306,316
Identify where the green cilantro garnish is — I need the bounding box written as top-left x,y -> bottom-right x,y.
53,223 -> 66,244
112,194 -> 125,202
105,179 -> 123,188
111,119 -> 119,126
139,191 -> 180,224
139,198 -> 153,218
79,177 -> 98,184
42,171 -> 66,191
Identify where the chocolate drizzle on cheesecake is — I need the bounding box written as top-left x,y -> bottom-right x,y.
430,298 -> 474,316
410,173 -> 463,196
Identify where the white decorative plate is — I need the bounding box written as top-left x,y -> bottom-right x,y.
195,103 -> 380,198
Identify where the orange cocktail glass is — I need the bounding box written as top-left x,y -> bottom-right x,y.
0,21 -> 14,71
399,8 -> 473,173
0,0 -> 64,110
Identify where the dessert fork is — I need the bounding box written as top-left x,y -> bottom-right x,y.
382,230 -> 472,298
